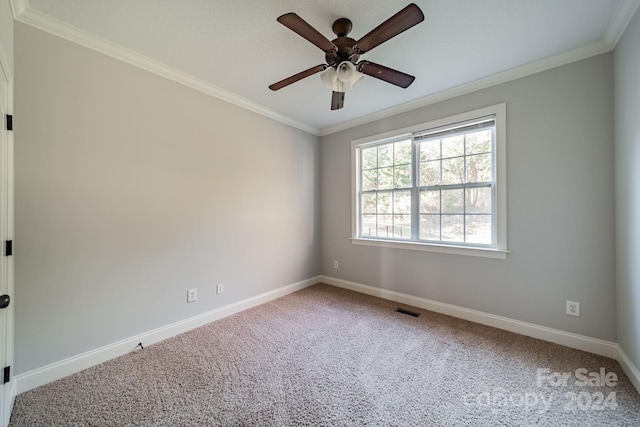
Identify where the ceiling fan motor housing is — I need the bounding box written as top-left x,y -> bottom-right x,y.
325,18 -> 359,66
270,4 -> 424,109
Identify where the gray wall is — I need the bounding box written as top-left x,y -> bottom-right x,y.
12,11 -> 630,376
615,10 -> 640,373
321,53 -> 616,341
14,23 -> 320,374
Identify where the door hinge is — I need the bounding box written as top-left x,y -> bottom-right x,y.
2,366 -> 9,384
5,240 -> 12,256
5,114 -> 12,131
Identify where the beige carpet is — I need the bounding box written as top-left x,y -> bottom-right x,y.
9,284 -> 640,426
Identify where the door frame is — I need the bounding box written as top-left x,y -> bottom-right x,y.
0,28 -> 14,427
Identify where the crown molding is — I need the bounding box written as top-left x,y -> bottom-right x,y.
319,0 -> 640,137
318,39 -> 611,136
8,0 -> 27,19
604,0 -> 640,47
11,1 -> 639,138
12,5 -> 321,136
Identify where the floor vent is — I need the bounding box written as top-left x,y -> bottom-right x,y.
396,307 -> 420,317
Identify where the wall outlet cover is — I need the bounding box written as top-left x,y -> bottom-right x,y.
566,301 -> 580,317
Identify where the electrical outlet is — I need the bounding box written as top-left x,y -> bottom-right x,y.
333,260 -> 339,269
216,283 -> 224,295
566,301 -> 580,317
187,289 -> 197,303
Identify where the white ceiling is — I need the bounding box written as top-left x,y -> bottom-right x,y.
12,0 -> 640,135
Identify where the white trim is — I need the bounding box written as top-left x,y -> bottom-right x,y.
604,0 -> 640,47
3,382 -> 15,427
12,7 -> 320,136
5,81 -> 13,427
616,345 -> 640,395
14,276 -> 321,394
495,103 -> 507,251
0,42 -> 11,83
320,275 -> 619,359
11,276 -> 640,398
12,1 -> 639,138
319,41 -> 610,136
350,238 -> 509,259
8,0 -> 27,20
0,27 -> 12,427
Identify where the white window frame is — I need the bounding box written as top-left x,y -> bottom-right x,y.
351,103 -> 509,259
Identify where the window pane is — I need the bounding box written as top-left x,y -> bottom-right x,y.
361,193 -> 377,214
466,153 -> 492,183
442,215 -> 464,242
378,167 -> 394,190
420,190 -> 440,213
420,160 -> 440,186
394,139 -> 412,165
362,169 -> 377,191
378,215 -> 393,237
465,187 -> 492,214
466,130 -> 492,155
420,215 -> 440,240
393,191 -> 411,214
394,164 -> 412,188
362,215 -> 377,237
393,214 -> 411,239
420,139 -> 440,161
442,157 -> 464,185
378,144 -> 393,167
362,146 -> 378,170
442,189 -> 464,213
466,215 -> 492,244
356,113 -> 500,250
442,135 -> 465,158
377,192 -> 392,214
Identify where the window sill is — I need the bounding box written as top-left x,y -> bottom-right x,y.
350,238 -> 509,259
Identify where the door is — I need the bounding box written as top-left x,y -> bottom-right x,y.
0,51 -> 13,427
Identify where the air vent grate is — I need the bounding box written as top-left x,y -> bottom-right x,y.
396,307 -> 420,317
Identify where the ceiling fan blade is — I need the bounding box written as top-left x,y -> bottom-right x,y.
277,13 -> 338,53
354,3 -> 424,54
357,61 -> 415,88
331,91 -> 345,110
269,64 -> 328,91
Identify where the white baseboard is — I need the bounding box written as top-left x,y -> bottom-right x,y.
12,275 -> 640,399
320,275 -> 619,359
14,276 -> 321,394
320,276 -> 640,395
616,345 -> 640,394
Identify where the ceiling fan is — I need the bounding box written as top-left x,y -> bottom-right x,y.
269,3 -> 425,110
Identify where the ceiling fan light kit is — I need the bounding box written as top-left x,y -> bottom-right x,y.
321,61 -> 364,92
269,3 -> 425,110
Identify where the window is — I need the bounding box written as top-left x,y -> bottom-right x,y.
351,104 -> 508,259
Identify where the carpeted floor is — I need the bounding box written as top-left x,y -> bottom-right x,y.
9,284 -> 640,426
